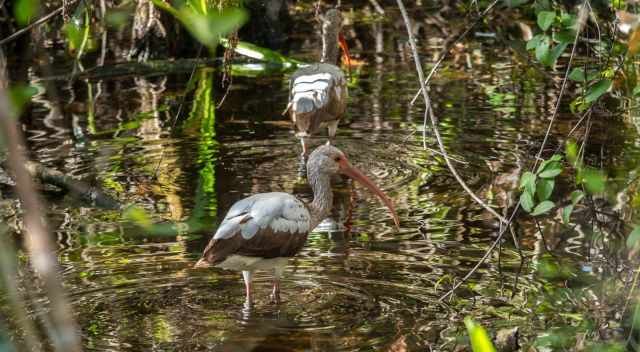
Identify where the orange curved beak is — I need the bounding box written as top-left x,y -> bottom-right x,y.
338,33 -> 351,75
338,159 -> 400,230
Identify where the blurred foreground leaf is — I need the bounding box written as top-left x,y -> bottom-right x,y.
464,317 -> 497,352
577,167 -> 605,193
150,0 -> 246,50
8,84 -> 38,117
13,0 -> 40,26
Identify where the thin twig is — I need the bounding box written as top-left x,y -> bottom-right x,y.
409,0 -> 500,106
396,0 -> 507,224
0,6 -> 66,46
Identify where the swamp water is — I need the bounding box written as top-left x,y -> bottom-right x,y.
2,4 -> 637,351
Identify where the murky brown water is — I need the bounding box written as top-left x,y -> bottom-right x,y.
3,3 -> 638,351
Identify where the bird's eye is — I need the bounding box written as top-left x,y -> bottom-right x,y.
334,156 -> 341,162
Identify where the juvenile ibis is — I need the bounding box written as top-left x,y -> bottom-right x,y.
285,9 -> 350,161
194,144 -> 399,305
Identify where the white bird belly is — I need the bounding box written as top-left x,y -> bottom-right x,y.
215,255 -> 289,272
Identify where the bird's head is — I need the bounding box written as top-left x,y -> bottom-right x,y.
307,144 -> 400,229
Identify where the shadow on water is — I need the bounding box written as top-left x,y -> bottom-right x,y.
3,2 -> 640,351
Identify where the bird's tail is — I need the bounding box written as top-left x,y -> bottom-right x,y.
290,96 -> 315,137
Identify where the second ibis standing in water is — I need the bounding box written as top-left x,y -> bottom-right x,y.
285,9 -> 350,162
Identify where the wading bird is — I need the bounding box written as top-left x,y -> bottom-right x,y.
284,9 -> 350,166
194,145 -> 399,305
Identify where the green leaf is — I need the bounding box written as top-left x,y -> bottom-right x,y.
554,29 -> 576,44
464,317 -> 497,352
519,171 -> 537,194
568,68 -> 586,81
560,13 -> 577,28
527,34 -> 545,50
537,11 -> 556,31
539,167 -> 562,178
8,84 -> 38,116
63,22 -> 84,52
220,39 -> 304,66
562,205 -> 574,224
535,36 -> 551,62
585,79 -> 612,103
542,42 -> 568,67
627,225 -> 640,250
520,191 -> 535,212
579,167 -> 606,193
178,8 -> 247,49
531,200 -> 555,216
634,85 -> 640,96
570,190 -> 584,205
565,140 -> 578,165
14,0 -> 40,26
536,178 -> 555,201
537,158 -> 563,178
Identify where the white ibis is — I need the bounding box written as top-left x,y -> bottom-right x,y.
194,144 -> 399,305
285,9 -> 350,159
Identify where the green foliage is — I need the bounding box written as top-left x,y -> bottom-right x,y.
568,68 -> 598,82
525,7 -> 576,68
577,167 -> 606,194
536,178 -> 554,201
537,11 -> 555,31
464,317 -> 497,352
519,154 -> 563,216
150,0 -> 247,51
584,79 -> 612,103
13,0 -> 40,26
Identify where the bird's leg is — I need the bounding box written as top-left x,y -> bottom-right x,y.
327,120 -> 338,144
271,280 -> 281,304
242,270 -> 253,306
271,266 -> 284,304
298,137 -> 309,177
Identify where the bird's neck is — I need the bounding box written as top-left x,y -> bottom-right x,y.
321,25 -> 340,64
308,172 -> 333,229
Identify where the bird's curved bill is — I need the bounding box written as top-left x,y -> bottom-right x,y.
339,161 -> 400,229
338,33 -> 351,73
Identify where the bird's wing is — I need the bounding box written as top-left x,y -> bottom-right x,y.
200,193 -> 311,263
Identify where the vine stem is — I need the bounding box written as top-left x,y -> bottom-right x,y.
396,0 -> 507,224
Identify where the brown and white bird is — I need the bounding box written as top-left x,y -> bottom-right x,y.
194,145 -> 399,305
285,9 -> 350,159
